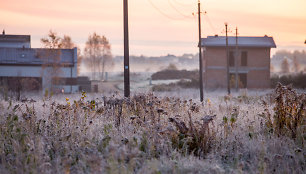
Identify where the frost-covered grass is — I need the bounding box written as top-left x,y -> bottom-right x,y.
0,86 -> 304,174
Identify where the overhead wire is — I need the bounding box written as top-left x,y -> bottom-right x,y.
147,0 -> 184,20
204,13 -> 217,34
147,0 -> 218,36
172,0 -> 195,6
167,0 -> 195,19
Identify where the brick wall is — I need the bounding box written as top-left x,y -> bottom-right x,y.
203,47 -> 271,89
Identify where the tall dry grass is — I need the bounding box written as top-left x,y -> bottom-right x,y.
0,85 -> 304,174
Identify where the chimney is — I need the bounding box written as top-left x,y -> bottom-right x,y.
2,30 -> 5,35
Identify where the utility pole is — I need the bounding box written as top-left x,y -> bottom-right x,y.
235,27 -> 239,92
225,23 -> 230,95
123,0 -> 130,98
198,0 -> 204,102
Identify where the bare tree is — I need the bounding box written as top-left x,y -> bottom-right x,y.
84,33 -> 112,80
61,35 -> 74,49
281,58 -> 290,74
41,30 -> 62,49
76,47 -> 82,76
40,30 -> 63,93
60,35 -> 82,75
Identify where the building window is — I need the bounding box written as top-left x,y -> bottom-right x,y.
229,51 -> 235,67
241,51 -> 248,66
230,73 -> 247,88
239,73 -> 247,88
229,73 -> 236,88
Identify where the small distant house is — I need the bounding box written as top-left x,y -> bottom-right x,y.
0,31 -> 78,93
201,35 -> 276,89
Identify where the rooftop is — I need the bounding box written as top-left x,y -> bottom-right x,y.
0,48 -> 76,66
201,36 -> 276,48
0,33 -> 31,43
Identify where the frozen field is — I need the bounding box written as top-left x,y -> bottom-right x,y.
0,86 -> 304,174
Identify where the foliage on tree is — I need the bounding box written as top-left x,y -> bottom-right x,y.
60,35 -> 74,49
76,48 -> 82,76
281,58 -> 290,73
40,30 -> 82,93
41,30 -> 62,49
272,50 -> 306,73
58,35 -> 83,75
271,73 -> 306,89
292,56 -> 301,73
84,33 -> 113,80
166,63 -> 178,71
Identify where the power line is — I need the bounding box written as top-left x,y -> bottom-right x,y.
204,14 -> 217,34
172,0 -> 195,6
147,0 -> 184,20
168,0 -> 194,19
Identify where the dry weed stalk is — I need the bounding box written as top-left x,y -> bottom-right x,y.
261,83 -> 305,143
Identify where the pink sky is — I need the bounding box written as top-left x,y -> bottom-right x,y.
0,0 -> 305,56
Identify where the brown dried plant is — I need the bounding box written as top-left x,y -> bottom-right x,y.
261,83 -> 305,143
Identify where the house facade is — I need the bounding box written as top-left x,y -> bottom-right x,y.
201,36 -> 276,89
0,32 -> 78,93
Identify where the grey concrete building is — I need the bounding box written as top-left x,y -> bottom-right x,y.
0,31 -> 78,93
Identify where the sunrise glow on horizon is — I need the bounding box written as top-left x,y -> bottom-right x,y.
0,0 -> 305,56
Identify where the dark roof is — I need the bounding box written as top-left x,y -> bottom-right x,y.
0,34 -> 31,43
201,36 -> 276,48
0,48 -> 76,66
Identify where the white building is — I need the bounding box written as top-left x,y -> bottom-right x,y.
0,31 -> 78,93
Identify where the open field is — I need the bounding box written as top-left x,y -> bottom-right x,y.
0,85 -> 305,174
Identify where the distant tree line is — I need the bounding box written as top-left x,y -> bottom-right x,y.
271,73 -> 306,89
151,64 -> 198,80
271,50 -> 306,73
112,54 -> 199,72
151,65 -> 306,90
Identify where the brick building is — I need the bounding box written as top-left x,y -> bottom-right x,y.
201,36 -> 276,89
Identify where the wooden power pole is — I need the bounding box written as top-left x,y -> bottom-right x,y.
225,23 -> 230,95
235,27 -> 239,92
123,0 -> 130,97
198,0 -> 204,102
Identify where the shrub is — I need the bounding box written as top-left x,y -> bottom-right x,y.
169,113 -> 216,157
271,73 -> 306,89
261,83 -> 305,142
151,69 -> 198,80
